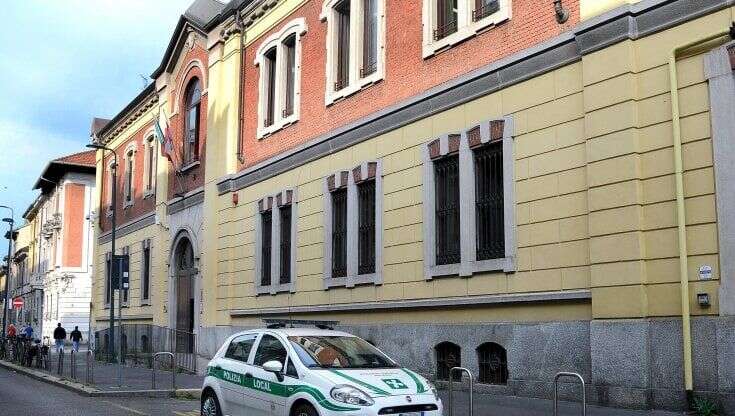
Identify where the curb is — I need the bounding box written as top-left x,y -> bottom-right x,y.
0,360 -> 201,399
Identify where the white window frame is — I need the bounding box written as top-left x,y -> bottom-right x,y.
323,160 -> 383,289
122,142 -> 137,209
142,133 -> 157,198
320,0 -> 386,105
422,117 -> 516,279
140,239 -> 152,305
255,18 -> 308,139
254,189 -> 298,295
421,0 -> 511,58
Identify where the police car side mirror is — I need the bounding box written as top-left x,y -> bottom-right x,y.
263,360 -> 284,382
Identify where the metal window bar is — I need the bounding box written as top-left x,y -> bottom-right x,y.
435,342 -> 462,381
434,0 -> 458,40
477,343 -> 508,384
142,245 -> 150,301
334,0 -> 351,91
261,211 -> 273,286
434,156 -> 461,265
474,142 -> 504,261
472,0 -> 499,21
332,188 -> 348,278
358,180 -> 376,274
279,205 -> 292,284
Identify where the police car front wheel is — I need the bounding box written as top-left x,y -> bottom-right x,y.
200,391 -> 222,416
292,402 -> 318,416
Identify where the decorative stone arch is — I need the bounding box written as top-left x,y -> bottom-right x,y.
167,227 -> 201,346
172,59 -> 207,116
254,18 -> 308,66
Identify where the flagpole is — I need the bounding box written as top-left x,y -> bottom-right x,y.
154,110 -> 187,198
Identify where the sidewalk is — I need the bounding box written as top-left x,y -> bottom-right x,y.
438,390 -> 684,416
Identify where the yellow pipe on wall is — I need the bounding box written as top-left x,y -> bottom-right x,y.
668,29 -> 730,394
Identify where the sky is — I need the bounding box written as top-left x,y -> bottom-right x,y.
0,0 -> 197,224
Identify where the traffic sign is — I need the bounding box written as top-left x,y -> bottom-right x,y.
12,297 -> 23,309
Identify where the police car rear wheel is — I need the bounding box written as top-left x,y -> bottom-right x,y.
292,403 -> 318,416
201,391 -> 221,416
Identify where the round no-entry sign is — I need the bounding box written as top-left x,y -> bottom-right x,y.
12,297 -> 23,309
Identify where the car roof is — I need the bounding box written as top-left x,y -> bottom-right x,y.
230,327 -> 356,339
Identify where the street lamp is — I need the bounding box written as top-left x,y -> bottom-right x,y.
86,143 -> 119,367
0,205 -> 14,340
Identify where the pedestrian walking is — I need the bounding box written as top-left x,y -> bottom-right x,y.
69,326 -> 82,352
23,324 -> 33,340
6,323 -> 16,338
53,323 -> 66,353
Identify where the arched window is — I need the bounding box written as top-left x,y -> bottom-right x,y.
124,149 -> 134,204
435,342 -> 461,381
183,78 -> 201,164
477,342 -> 508,385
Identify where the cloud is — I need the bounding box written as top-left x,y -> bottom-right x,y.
0,0 -> 197,220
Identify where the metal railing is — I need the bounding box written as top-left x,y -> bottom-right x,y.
152,352 -> 176,390
554,372 -> 586,416
95,324 -> 197,373
447,367 -> 474,416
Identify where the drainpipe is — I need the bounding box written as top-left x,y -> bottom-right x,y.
668,25 -> 734,401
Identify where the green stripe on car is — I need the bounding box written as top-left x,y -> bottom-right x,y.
328,369 -> 391,396
207,366 -> 359,412
401,368 -> 428,394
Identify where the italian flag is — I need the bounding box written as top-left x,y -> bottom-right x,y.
154,109 -> 174,164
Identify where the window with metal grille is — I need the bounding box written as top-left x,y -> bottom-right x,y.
434,0 -> 458,40
264,47 -> 277,127
477,342 -> 508,384
334,0 -> 351,91
472,0 -> 499,21
279,205 -> 292,284
261,211 -> 272,286
435,342 -> 461,381
474,141 -> 504,261
125,151 -> 133,202
434,155 -> 461,265
361,0 -> 378,78
358,180 -> 376,274
142,243 -> 151,301
283,35 -> 296,118
331,188 -> 348,278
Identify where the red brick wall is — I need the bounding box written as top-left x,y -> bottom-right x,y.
99,121 -> 156,232
62,183 -> 85,268
239,0 -> 579,169
166,46 -> 208,200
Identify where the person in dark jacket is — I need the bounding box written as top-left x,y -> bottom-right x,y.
53,323 -> 66,353
69,326 -> 83,352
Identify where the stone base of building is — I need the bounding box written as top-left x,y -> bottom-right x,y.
199,316 -> 735,414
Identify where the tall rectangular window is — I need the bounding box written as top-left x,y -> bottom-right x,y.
142,241 -> 151,302
283,35 -> 296,118
261,211 -> 272,286
357,180 -> 376,274
264,48 -> 278,127
146,138 -> 155,192
279,205 -> 292,284
335,0 -> 351,91
434,155 -> 461,265
474,142 -> 504,260
361,0 -> 378,77
435,0 -> 458,40
125,151 -> 133,203
331,188 -> 348,278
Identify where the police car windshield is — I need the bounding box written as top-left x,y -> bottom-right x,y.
288,336 -> 398,369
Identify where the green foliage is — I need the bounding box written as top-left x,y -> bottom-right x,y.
692,397 -> 718,416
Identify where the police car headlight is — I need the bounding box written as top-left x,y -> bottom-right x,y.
330,385 -> 375,406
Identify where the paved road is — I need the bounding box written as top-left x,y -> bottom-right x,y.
0,366 -> 200,416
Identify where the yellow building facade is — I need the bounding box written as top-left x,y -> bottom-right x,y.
90,0 -> 735,412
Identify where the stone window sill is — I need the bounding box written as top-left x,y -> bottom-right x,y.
256,282 -> 296,296
423,10 -> 510,59
427,256 -> 515,280
325,72 -> 383,106
180,160 -> 200,173
258,115 -> 299,140
324,273 -> 381,289
143,190 -> 155,199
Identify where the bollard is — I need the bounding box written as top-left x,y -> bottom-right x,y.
70,351 -> 76,380
447,367 -> 474,416
57,349 -> 64,377
86,350 -> 94,385
152,352 -> 175,390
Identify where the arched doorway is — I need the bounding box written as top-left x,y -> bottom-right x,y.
173,236 -> 196,353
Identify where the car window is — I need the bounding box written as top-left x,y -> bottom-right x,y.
286,358 -> 298,378
225,334 -> 257,362
253,334 -> 287,367
288,335 -> 398,369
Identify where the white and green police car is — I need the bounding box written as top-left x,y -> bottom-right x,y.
201,326 -> 442,416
